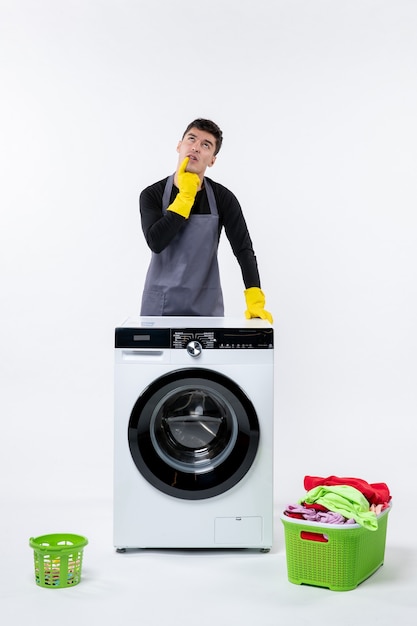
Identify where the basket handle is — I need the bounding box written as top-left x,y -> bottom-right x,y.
300,530 -> 329,543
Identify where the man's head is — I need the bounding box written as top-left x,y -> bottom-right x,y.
182,119 -> 223,156
176,119 -> 223,180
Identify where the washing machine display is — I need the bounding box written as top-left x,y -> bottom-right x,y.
128,368 -> 259,499
114,317 -> 274,550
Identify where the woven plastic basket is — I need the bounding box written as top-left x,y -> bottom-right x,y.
281,506 -> 390,591
29,533 -> 88,589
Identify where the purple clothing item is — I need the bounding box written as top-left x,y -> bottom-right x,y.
284,504 -> 355,525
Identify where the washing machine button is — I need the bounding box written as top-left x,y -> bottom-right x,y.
186,340 -> 203,357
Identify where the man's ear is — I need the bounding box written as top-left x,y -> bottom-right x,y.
208,156 -> 217,168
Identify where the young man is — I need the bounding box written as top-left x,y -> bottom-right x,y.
139,118 -> 273,322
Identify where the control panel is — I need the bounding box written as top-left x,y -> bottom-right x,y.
172,329 -> 273,349
115,327 -> 273,349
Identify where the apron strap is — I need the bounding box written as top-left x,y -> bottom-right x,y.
162,175 -> 175,212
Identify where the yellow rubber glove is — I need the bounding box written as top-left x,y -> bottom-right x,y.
244,287 -> 273,324
167,157 -> 200,219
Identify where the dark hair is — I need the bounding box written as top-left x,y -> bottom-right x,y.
182,118 -> 223,155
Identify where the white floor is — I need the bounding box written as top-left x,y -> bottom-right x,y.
2,494 -> 415,626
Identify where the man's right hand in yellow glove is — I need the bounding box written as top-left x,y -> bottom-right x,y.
167,157 -> 200,219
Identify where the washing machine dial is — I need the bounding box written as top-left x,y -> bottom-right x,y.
186,340 -> 203,357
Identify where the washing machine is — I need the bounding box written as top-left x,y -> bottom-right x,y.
113,316 -> 274,551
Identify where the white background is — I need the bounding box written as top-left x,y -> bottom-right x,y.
1,0 -> 416,622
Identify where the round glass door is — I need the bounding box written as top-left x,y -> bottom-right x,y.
128,368 -> 260,499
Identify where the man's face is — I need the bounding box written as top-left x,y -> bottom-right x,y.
177,127 -> 217,177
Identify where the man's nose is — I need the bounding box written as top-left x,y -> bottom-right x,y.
192,142 -> 200,151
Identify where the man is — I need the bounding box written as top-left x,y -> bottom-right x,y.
139,118 -> 273,322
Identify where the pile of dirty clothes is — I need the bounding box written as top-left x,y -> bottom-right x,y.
283,475 -> 392,531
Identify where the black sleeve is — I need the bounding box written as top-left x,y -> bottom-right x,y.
212,181 -> 261,289
139,178 -> 186,253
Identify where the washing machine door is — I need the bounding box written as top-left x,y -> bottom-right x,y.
128,368 -> 260,499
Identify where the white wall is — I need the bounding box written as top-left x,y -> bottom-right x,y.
1,1 -> 415,522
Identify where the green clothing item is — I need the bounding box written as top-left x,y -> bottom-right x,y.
300,484 -> 378,530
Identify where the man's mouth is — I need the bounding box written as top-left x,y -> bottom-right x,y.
188,154 -> 198,162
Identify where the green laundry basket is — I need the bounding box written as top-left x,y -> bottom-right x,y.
280,506 -> 390,591
29,533 -> 88,588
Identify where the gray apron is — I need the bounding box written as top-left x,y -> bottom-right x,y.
140,175 -> 224,316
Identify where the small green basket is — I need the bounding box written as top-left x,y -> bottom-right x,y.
281,506 -> 390,591
29,533 -> 88,589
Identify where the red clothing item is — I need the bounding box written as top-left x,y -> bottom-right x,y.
303,502 -> 329,512
303,475 -> 391,506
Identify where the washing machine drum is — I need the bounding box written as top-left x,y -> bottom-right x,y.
128,368 -> 260,500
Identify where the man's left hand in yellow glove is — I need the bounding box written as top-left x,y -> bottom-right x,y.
244,287 -> 273,324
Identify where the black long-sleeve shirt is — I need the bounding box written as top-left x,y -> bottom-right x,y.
139,176 -> 261,289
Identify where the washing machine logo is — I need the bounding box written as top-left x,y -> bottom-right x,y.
186,340 -> 202,357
